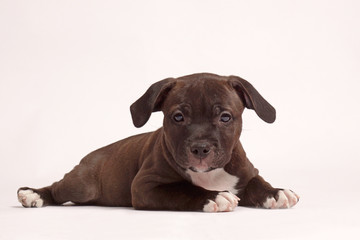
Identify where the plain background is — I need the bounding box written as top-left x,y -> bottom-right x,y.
1,0 -> 360,239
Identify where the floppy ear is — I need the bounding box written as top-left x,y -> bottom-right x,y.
130,78 -> 176,128
228,76 -> 276,123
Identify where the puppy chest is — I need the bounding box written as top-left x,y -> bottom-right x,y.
186,168 -> 239,195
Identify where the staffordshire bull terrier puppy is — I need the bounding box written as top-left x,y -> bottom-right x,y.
18,73 -> 299,212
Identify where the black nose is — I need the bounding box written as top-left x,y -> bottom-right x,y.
190,142 -> 211,159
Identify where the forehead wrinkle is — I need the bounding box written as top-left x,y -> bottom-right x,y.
186,80 -> 229,116
164,78 -> 242,115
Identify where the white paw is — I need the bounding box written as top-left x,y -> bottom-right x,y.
203,192 -> 240,212
18,189 -> 44,208
263,189 -> 299,209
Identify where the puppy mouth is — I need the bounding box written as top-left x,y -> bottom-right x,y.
189,166 -> 217,173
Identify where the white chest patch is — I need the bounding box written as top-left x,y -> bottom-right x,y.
186,168 -> 239,195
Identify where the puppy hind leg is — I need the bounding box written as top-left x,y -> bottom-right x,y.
49,164 -> 100,205
18,164 -> 100,207
50,178 -> 99,205
17,180 -> 99,207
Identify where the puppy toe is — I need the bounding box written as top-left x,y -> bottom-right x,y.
263,197 -> 277,209
203,200 -> 218,212
283,189 -> 300,207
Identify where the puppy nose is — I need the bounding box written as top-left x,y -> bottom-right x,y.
190,142 -> 211,159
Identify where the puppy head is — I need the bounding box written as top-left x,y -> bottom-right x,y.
130,73 -> 275,172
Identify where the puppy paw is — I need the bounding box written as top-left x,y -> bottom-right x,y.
263,189 -> 299,209
203,191 -> 240,212
17,189 -> 44,208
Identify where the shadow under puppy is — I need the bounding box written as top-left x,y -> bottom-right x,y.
18,73 -> 299,212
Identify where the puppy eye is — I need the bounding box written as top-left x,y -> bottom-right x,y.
173,113 -> 184,122
220,113 -> 232,123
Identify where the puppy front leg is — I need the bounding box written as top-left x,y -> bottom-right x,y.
131,180 -> 239,212
239,175 -> 299,209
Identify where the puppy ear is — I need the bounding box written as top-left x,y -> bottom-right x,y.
130,78 -> 176,128
229,76 -> 276,123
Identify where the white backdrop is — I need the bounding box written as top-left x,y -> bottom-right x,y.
1,0 -> 360,239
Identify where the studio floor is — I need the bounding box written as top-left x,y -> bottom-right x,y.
1,187 -> 359,240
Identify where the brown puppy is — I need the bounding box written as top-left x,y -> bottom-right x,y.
18,73 -> 299,212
